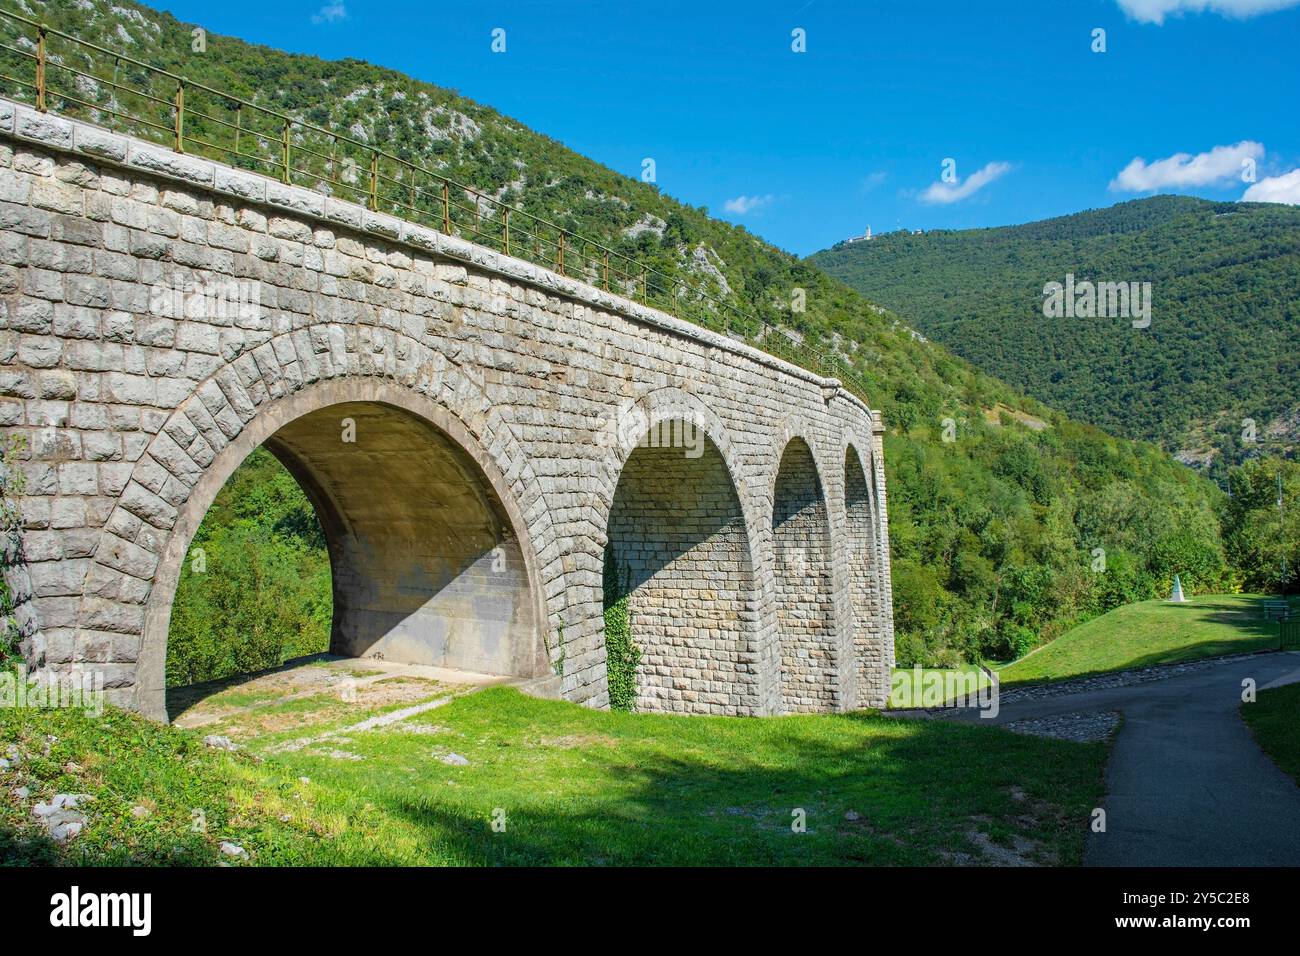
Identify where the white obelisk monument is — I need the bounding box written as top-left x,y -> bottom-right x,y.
1169,574 -> 1188,603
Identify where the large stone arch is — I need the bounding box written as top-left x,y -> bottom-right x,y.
597,387 -> 771,715
72,332 -> 562,719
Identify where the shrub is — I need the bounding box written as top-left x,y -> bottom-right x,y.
602,547 -> 640,712
166,450 -> 331,687
0,435 -> 27,666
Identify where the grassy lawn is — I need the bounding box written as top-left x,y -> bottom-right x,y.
1,677 -> 1107,866
997,594 -> 1286,688
1242,682 -> 1300,788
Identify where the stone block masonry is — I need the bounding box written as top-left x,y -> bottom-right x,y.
0,97 -> 894,719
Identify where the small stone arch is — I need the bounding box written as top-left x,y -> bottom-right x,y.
598,387 -> 770,715
593,387 -> 756,526
770,433 -> 844,712
843,439 -> 887,706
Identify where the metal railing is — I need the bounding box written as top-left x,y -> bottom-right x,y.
1281,618 -> 1299,651
0,8 -> 877,408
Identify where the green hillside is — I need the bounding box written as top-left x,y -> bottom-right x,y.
0,1 -> 1242,673
810,196 -> 1300,481
997,594 -> 1286,687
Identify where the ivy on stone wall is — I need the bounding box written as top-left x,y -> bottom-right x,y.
0,435 -> 27,666
602,547 -> 640,712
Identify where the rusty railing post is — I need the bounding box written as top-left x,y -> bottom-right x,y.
503,207 -> 510,256
368,150 -> 377,211
441,180 -> 450,233
35,24 -> 47,112
280,119 -> 290,184
173,78 -> 185,152
557,233 -> 564,276
233,101 -> 242,158
602,250 -> 609,291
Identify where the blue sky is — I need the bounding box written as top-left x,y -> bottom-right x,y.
150,0 -> 1300,255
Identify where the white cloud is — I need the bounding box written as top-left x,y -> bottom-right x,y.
918,161 -> 1011,205
1116,0 -> 1300,24
312,2 -> 347,25
1243,168 -> 1300,204
723,194 -> 774,215
861,171 -> 888,191
1110,141 -> 1263,191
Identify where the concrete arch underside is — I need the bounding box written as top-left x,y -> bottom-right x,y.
129,378 -> 553,720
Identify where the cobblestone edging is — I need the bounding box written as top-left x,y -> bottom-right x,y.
1003,710 -> 1122,743
997,650 -> 1280,705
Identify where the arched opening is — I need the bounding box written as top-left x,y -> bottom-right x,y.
603,419 -> 761,715
165,447 -> 332,689
772,438 -> 837,712
158,398 -> 547,719
845,445 -> 884,705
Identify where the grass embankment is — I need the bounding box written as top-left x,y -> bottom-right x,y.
1242,683 -> 1300,787
996,594 -> 1287,688
1,674 -> 1106,866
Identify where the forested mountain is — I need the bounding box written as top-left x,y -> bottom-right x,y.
0,0 -> 1248,675
811,196 -> 1300,482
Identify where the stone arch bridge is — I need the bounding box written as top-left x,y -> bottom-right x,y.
0,100 -> 894,720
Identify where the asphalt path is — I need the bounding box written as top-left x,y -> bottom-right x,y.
946,652 -> 1300,866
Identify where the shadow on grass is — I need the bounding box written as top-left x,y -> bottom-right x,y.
0,823 -> 252,867
1240,682 -> 1300,788
0,824 -> 62,866
3,693 -> 1105,867
1167,599 -> 1281,635
165,652 -> 342,722
368,717 -> 1106,867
